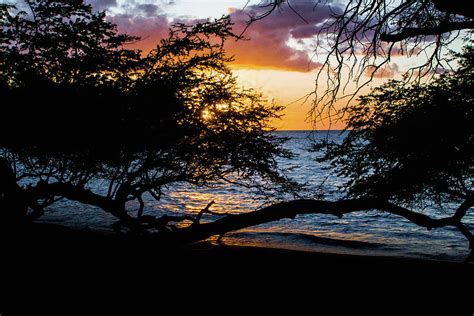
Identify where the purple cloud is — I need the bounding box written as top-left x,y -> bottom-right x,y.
107,13 -> 171,53
86,0 -> 343,72
136,4 -> 161,17
225,1 -> 342,71
86,0 -> 117,12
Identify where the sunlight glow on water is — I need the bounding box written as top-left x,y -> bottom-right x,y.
41,131 -> 474,261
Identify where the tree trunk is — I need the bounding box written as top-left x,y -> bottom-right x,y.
0,158 -> 28,225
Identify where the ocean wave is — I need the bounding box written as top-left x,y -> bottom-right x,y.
226,231 -> 385,249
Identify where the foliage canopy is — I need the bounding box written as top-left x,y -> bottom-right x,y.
0,0 -> 295,227
316,46 -> 473,206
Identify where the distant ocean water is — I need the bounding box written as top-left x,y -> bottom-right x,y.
40,131 -> 474,261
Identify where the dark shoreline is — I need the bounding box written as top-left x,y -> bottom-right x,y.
5,222 -> 473,268
2,222 -> 473,312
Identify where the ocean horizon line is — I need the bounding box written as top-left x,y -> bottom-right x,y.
274,129 -> 345,132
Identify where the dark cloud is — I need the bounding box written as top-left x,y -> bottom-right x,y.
136,4 -> 161,17
86,0 -> 117,12
290,24 -> 321,39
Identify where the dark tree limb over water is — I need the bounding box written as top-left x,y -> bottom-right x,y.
166,198 -> 473,262
1,157 -> 472,261
28,181 -> 134,223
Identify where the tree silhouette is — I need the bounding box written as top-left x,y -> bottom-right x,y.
313,46 -> 474,260
317,47 -> 473,204
0,1 -> 296,230
1,1 -> 472,262
0,1 -> 141,87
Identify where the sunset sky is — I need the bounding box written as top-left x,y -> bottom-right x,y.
84,0 -> 428,130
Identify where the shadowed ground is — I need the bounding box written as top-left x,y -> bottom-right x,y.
2,223 -> 473,313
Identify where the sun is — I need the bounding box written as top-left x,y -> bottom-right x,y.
201,109 -> 212,120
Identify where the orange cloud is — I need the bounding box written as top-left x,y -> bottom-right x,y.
100,1 -> 340,72
225,2 -> 339,72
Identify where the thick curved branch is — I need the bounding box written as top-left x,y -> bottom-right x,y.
28,182 -> 133,222
171,199 -> 473,254
453,197 -> 474,221
431,0 -> 474,19
380,20 -> 474,42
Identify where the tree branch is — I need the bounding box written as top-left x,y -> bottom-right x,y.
28,182 -> 133,223
453,197 -> 474,221
380,21 -> 474,42
431,0 -> 474,19
169,198 -> 472,261
194,200 -> 216,224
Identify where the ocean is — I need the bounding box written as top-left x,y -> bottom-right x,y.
40,131 -> 474,261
